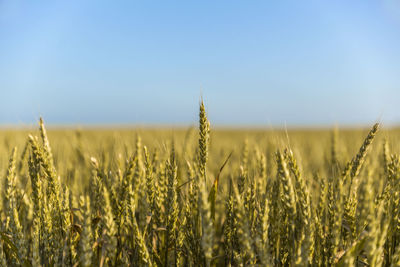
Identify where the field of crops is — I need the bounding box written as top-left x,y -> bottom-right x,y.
0,101 -> 399,266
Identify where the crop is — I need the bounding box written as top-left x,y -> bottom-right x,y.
0,101 -> 399,266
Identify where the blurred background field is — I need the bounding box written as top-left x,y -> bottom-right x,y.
1,125 -> 398,193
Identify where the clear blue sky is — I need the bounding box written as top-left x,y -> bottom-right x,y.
1,1 -> 399,126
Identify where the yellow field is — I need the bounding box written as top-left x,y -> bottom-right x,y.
0,103 -> 399,266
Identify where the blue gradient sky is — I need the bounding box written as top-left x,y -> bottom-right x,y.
1,1 -> 399,126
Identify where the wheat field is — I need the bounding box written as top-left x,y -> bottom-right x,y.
0,101 -> 399,266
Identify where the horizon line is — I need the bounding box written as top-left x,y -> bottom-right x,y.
0,122 -> 398,131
